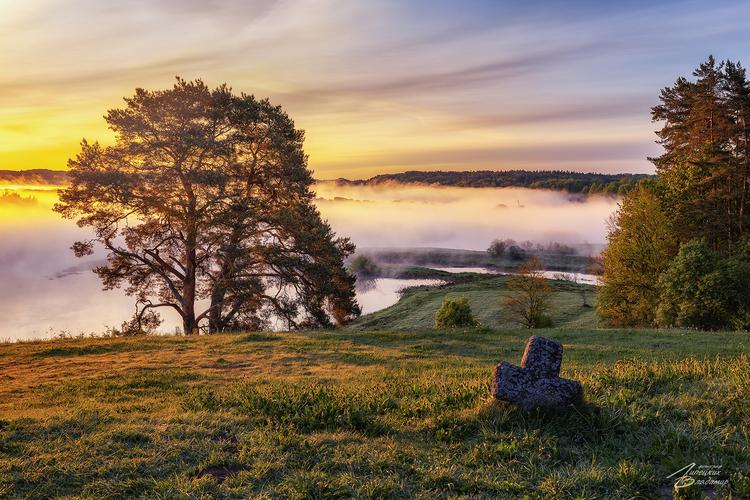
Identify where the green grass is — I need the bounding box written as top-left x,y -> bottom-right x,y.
0,327 -> 748,498
351,274 -> 598,331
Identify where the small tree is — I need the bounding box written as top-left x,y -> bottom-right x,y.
504,256 -> 553,328
656,239 -> 750,330
507,245 -> 527,261
435,296 -> 479,328
487,239 -> 507,259
348,255 -> 380,278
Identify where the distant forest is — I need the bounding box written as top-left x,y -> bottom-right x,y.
0,169 -> 69,185
1,168 -> 655,196
334,170 -> 654,195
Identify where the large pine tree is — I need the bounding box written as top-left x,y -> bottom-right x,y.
600,56 -> 750,327
56,79 -> 360,334
651,56 -> 750,253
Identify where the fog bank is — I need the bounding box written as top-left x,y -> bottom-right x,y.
314,182 -> 617,250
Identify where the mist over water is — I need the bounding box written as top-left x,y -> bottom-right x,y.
0,183 -> 618,340
314,182 -> 617,250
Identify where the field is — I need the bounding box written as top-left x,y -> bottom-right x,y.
1,324 -> 748,498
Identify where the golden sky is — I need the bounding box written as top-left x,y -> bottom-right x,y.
3,0 -> 750,178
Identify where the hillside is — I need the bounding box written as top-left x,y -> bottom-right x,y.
0,328 -> 747,497
350,275 -> 598,331
330,170 -> 655,195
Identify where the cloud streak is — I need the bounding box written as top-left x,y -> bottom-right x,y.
3,1 -> 750,176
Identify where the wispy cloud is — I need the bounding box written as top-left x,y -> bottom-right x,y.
2,0 -> 750,175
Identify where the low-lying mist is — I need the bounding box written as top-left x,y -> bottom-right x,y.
314,182 -> 618,250
0,182 -> 618,340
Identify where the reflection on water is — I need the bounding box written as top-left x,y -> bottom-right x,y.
429,266 -> 599,284
0,183 -> 613,341
429,267 -> 494,274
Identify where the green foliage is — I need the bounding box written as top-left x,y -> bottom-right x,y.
652,56 -> 750,253
656,239 -> 750,330
504,257 -> 554,328
598,186 -> 676,327
434,296 -> 479,328
339,170 -> 653,195
601,56 -> 750,329
489,239 -> 576,261
348,254 -> 381,278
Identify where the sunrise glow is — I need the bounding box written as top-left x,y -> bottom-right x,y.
5,1 -> 750,177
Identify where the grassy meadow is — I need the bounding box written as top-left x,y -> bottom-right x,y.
1,322 -> 748,498
352,274 -> 598,331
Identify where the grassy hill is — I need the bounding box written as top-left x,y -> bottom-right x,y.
0,327 -> 748,498
351,275 -> 598,331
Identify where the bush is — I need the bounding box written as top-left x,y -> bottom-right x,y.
434,296 -> 479,328
532,314 -> 554,328
348,254 -> 380,278
487,239 -> 507,258
507,245 -> 527,261
656,239 -> 750,330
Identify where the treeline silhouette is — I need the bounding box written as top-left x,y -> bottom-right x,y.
0,169 -> 69,185
334,170 -> 653,195
3,168 -> 652,196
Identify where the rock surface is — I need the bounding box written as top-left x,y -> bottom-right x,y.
492,336 -> 582,411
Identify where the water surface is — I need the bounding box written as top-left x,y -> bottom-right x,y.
0,183 -> 614,340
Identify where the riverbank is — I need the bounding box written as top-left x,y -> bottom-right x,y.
350,273 -> 597,331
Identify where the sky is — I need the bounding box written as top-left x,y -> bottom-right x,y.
2,0 -> 750,179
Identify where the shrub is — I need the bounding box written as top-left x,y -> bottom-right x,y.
507,245 -> 527,261
434,296 -> 479,328
348,254 -> 380,278
487,239 -> 507,258
656,239 -> 750,330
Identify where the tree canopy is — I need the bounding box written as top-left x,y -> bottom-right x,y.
55,78 -> 359,334
599,56 -> 750,330
597,186 -> 676,327
334,170 -> 652,195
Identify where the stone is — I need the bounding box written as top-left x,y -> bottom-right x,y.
492,335 -> 582,411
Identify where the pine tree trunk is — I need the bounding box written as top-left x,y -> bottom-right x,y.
183,223 -> 198,334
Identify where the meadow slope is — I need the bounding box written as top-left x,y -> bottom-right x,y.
351,275 -> 598,331
0,328 -> 748,498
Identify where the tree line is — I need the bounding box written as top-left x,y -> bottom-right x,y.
599,56 -> 750,330
335,170 -> 653,195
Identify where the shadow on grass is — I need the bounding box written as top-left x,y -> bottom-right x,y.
231,333 -> 281,343
33,342 -> 159,358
